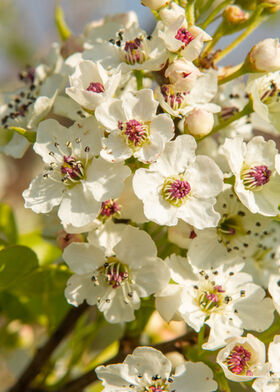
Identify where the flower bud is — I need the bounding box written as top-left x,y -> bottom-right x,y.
165,59 -> 201,91
259,0 -> 280,12
184,109 -> 214,138
248,38 -> 280,72
141,0 -> 171,10
223,5 -> 249,24
56,230 -> 84,250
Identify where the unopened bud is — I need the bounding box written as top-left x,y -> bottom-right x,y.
223,5 -> 249,24
259,0 -> 280,11
141,0 -> 171,10
248,38 -> 280,72
56,230 -> 84,249
165,59 -> 201,91
184,109 -> 214,138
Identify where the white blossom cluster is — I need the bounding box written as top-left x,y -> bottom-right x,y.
1,0 -> 280,390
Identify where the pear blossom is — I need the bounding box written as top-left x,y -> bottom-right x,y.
96,346 -> 217,392
63,224 -> 170,323
156,255 -> 275,350
22,118 -> 130,229
248,38 -> 280,72
247,72 -> 280,132
217,334 -> 269,382
133,135 -> 223,228
66,60 -> 121,111
95,89 -> 174,163
165,59 -> 201,91
158,3 -> 211,61
184,108 -> 214,138
141,0 -> 171,10
156,69 -> 220,117
223,5 -> 249,24
187,187 -> 270,270
268,274 -> 280,314
220,136 -> 280,216
253,335 -> 280,392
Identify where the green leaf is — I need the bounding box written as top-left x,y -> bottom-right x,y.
0,245 -> 38,290
55,5 -> 72,42
0,203 -> 18,245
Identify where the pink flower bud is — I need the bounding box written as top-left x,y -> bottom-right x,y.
165,59 -> 201,91
56,230 -> 84,250
184,109 -> 214,138
249,38 -> 280,72
141,0 -> 171,10
223,5 -> 249,24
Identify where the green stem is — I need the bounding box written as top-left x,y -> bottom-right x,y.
218,62 -> 249,86
200,24 -> 224,57
55,5 -> 72,42
197,325 -> 205,354
215,15 -> 266,63
200,0 -> 233,30
134,70 -> 143,90
199,0 -> 215,15
185,0 -> 196,25
199,101 -> 253,140
8,126 -> 36,143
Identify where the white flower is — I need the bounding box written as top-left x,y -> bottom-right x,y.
247,72 -> 280,133
156,69 -> 220,118
95,89 -> 174,163
165,59 -> 201,91
156,255 -> 275,350
248,39 -> 280,72
141,0 -> 171,10
220,136 -> 280,216
63,224 -> 170,323
81,23 -> 168,73
158,3 -> 211,61
187,187 -> 270,270
96,346 -> 217,392
253,336 -> 280,392
66,61 -> 121,111
133,134 -> 223,229
23,118 -> 130,229
217,334 -> 269,382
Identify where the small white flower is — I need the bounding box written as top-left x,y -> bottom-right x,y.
158,3 -> 211,61
63,224 -> 170,323
66,61 -> 121,111
133,134 -> 223,229
217,334 -> 269,382
220,136 -> 280,216
141,0 -> 171,10
249,38 -> 280,72
96,346 -> 217,392
156,255 -> 275,350
268,274 -> 280,314
95,89 -> 174,163
184,108 -> 214,138
23,118 -> 130,229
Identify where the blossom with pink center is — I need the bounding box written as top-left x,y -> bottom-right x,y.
175,27 -> 194,47
96,346 -> 217,392
165,58 -> 201,91
220,136 -> 280,216
66,60 -> 121,111
100,199 -> 120,217
133,135 -> 223,229
217,334 -> 269,382
95,89 -> 174,163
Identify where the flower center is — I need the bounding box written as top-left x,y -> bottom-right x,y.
19,66 -> 35,85
260,80 -> 279,103
161,85 -> 187,110
61,155 -> 85,181
102,258 -> 129,289
241,165 -> 272,190
226,345 -> 252,375
175,28 -> 194,47
118,119 -> 150,148
123,37 -> 148,65
198,284 -> 225,313
162,176 -> 191,207
100,199 -> 120,218
86,82 -> 105,93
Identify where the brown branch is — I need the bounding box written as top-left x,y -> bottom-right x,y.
9,303 -> 89,392
55,329 -> 197,392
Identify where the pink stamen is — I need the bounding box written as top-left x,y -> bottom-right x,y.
119,119 -> 147,146
227,345 -> 251,375
87,82 -> 105,93
248,165 -> 271,187
167,179 -> 191,200
100,200 -> 120,217
175,28 -> 194,47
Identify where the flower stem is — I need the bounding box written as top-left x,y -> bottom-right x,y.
134,70 -> 144,90
198,324 -> 205,353
8,126 -> 36,143
54,5 -> 72,42
185,0 -> 197,25
200,0 -> 234,30
218,62 -> 249,86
